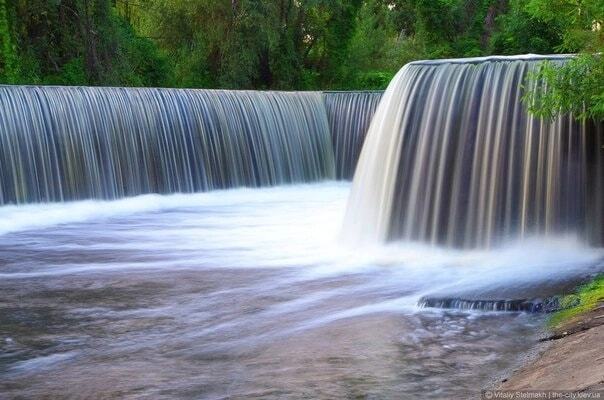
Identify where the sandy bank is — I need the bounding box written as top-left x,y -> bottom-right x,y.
499,305 -> 604,392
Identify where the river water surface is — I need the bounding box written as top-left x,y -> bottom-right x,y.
0,183 -> 601,399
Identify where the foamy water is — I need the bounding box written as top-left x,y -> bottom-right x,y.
1,183 -> 600,289
0,183 -> 602,398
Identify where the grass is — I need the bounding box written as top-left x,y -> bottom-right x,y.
549,274 -> 604,328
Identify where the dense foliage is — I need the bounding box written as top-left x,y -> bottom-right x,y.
0,0 -> 169,86
522,0 -> 603,120
0,0 -> 601,117
550,274 -> 604,327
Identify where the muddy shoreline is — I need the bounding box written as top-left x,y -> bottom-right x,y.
497,306 -> 604,392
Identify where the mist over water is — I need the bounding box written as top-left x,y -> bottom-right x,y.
1,183 -> 602,398
1,183 -> 600,284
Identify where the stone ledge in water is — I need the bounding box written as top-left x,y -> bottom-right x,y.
418,296 -> 562,313
417,276 -> 592,313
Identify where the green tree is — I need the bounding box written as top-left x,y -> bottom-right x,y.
489,0 -> 562,55
4,0 -> 601,94
0,0 -> 20,82
137,0 -> 365,89
523,0 -> 604,120
0,0 -> 168,86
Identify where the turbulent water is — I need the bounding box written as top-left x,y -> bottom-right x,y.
1,183 -> 602,399
344,55 -> 604,248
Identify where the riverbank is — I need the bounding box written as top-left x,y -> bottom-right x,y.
499,276 -> 604,392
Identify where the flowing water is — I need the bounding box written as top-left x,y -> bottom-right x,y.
1,183 -> 602,399
0,87 -> 381,205
0,87 -> 335,204
344,55 -> 604,248
1,55 -> 603,399
324,91 -> 383,179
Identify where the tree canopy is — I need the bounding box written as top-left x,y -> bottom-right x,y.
522,0 -> 603,120
0,0 -> 602,118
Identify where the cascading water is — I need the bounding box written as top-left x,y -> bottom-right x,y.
323,91 -> 383,179
343,55 -> 604,248
0,87 -> 337,204
0,86 -> 383,205
1,56 -> 604,399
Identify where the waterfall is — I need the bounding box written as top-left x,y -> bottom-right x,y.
323,91 -> 383,179
0,86 -> 339,204
343,55 -> 604,248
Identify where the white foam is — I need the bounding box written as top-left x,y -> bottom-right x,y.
0,183 -> 601,296
0,182 -> 345,236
